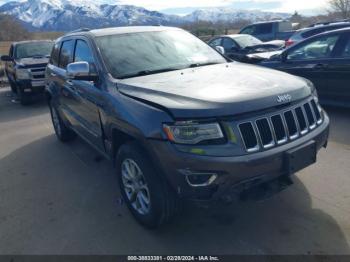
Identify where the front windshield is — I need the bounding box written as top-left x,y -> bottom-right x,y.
15,42 -> 53,59
96,30 -> 227,79
234,35 -> 262,48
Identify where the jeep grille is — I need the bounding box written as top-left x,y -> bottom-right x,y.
238,98 -> 323,153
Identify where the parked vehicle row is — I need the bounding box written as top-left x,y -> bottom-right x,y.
209,22 -> 350,108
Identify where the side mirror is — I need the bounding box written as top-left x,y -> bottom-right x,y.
67,61 -> 98,81
215,46 -> 225,55
1,55 -> 13,62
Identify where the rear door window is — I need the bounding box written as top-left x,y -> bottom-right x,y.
59,40 -> 74,69
341,37 -> 350,57
287,35 -> 340,60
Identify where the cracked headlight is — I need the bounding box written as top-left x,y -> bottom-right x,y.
163,122 -> 224,145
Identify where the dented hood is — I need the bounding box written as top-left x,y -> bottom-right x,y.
118,62 -> 312,119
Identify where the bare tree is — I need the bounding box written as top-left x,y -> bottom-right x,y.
329,0 -> 350,19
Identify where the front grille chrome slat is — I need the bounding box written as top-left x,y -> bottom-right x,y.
304,102 -> 317,130
238,98 -> 323,153
255,118 -> 275,149
295,107 -> 308,135
270,115 -> 288,145
239,122 -> 260,153
284,110 -> 299,140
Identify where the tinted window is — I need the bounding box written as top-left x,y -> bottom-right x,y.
341,37 -> 350,57
287,35 -> 340,60
59,40 -> 74,69
74,40 -> 94,63
50,43 -> 61,66
256,23 -> 273,34
96,30 -> 226,79
209,38 -> 222,47
222,38 -> 238,50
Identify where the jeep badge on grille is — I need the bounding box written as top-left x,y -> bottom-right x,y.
277,94 -> 292,103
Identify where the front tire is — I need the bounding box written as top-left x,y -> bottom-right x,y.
49,101 -> 75,142
8,78 -> 17,94
117,142 -> 181,228
16,85 -> 30,106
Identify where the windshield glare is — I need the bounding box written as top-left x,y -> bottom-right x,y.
234,35 -> 262,48
96,30 -> 227,79
15,42 -> 53,59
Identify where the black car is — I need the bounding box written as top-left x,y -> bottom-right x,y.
1,40 -> 54,105
46,26 -> 329,228
208,34 -> 285,62
286,22 -> 350,47
261,28 -> 350,107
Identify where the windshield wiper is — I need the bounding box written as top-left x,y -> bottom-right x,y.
119,67 -> 184,79
187,62 -> 221,68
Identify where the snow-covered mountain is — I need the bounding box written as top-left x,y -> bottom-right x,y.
183,8 -> 291,23
0,0 -> 291,31
0,0 -> 182,31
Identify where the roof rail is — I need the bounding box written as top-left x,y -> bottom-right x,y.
66,28 -> 91,34
308,20 -> 350,28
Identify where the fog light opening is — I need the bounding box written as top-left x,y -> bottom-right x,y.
185,173 -> 218,187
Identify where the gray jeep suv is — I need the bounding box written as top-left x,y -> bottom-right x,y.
45,27 -> 330,228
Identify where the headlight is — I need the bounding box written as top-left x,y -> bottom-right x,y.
163,122 -> 224,145
16,68 -> 31,80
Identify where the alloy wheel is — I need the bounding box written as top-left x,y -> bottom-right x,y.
121,158 -> 151,215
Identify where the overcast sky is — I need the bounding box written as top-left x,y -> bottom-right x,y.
0,0 -> 329,15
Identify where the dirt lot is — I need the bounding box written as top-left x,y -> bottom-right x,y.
0,86 -> 349,255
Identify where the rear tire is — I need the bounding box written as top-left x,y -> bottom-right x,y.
116,142 -> 181,228
49,100 -> 75,142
